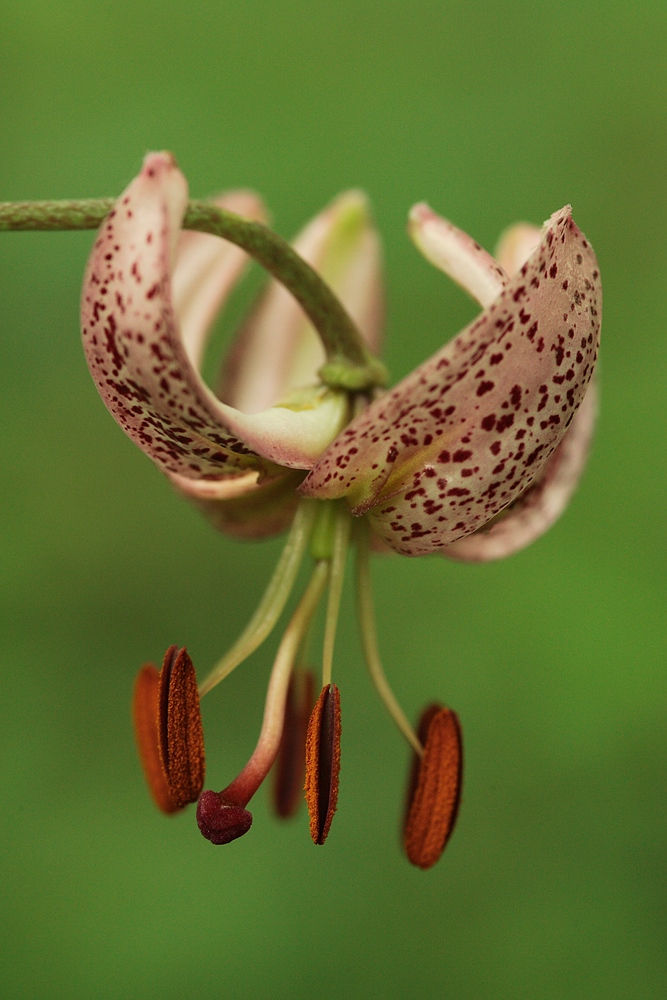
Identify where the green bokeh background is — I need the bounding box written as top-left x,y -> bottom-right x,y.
2,2 -> 665,997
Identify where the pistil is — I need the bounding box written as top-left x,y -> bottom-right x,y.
222,560 -> 330,807
197,560 -> 330,844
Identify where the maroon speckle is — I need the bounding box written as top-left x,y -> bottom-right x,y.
476,380 -> 495,397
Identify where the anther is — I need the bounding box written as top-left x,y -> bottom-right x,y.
132,646 -> 205,813
133,663 -> 176,813
305,683 -> 342,844
403,704 -> 463,869
273,670 -> 315,818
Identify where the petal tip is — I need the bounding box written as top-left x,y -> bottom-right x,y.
140,150 -> 180,178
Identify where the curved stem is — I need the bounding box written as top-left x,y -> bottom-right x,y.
355,520 -> 423,756
0,197 -> 387,392
0,198 -> 115,231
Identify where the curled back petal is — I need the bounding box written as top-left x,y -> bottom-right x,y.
409,203 -> 508,308
220,190 -> 384,414
167,467 -> 304,540
444,378 -> 597,561
494,223 -> 542,278
81,152 -> 346,480
301,207 -> 601,556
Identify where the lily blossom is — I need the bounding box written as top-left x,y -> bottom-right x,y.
81,153 -> 600,867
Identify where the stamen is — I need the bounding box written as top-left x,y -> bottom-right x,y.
355,520 -> 423,755
197,560 -> 329,844
133,664 -> 177,814
305,683 -> 342,845
199,499 -> 318,696
158,646 -> 206,809
403,704 -> 463,869
272,670 -> 315,818
132,647 -> 205,813
321,503 -> 352,687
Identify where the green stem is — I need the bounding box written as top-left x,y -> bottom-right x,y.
0,197 -> 387,392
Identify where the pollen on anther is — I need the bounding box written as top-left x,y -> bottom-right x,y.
305,684 -> 342,845
404,704 -> 463,869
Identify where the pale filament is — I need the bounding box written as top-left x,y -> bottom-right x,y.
321,503 -> 352,688
221,559 -> 330,806
199,499 -> 318,697
355,521 -> 423,757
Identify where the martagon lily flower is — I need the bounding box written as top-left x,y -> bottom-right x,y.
81,152 -> 600,868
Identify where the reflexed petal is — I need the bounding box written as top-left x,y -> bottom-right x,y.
444,379 -> 597,561
301,206 -> 601,556
81,152 -> 346,478
220,190 -> 384,414
168,467 -> 304,539
172,190 -> 266,371
409,203 -> 508,308
495,222 -> 542,278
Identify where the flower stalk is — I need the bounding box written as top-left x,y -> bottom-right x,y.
0,194 -> 387,392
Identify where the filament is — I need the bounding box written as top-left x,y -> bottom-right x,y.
355,520 -> 423,756
199,499 -> 318,696
321,503 -> 352,687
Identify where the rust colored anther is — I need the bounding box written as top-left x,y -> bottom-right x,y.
273,671 -> 315,819
305,683 -> 341,845
403,704 -> 463,870
132,646 -> 205,813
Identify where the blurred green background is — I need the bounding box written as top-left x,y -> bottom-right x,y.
1,1 -> 665,997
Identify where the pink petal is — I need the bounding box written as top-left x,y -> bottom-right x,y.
443,379 -> 597,561
168,468 -> 304,540
220,190 -> 383,414
409,203 -> 508,307
81,152 -> 343,479
172,190 -> 266,371
494,223 -> 542,278
301,206 -> 601,556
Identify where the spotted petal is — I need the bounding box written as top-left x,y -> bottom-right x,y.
439,219 -> 597,561
444,378 -> 597,561
81,152 -> 348,481
301,206 -> 601,556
